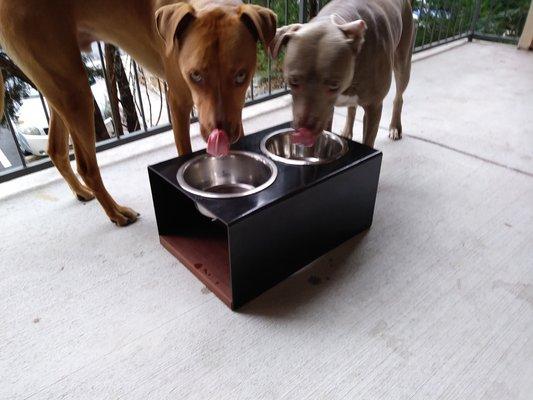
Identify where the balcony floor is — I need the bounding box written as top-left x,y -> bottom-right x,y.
1,41 -> 532,399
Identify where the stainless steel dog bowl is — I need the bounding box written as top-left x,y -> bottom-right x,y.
260,129 -> 348,166
176,151 -> 278,199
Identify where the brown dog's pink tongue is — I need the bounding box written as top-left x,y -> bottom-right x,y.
291,127 -> 317,147
207,129 -> 230,157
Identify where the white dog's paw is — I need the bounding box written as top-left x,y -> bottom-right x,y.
340,130 -> 353,140
389,127 -> 402,141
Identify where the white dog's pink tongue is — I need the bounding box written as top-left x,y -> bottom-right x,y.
207,129 -> 230,157
291,127 -> 317,147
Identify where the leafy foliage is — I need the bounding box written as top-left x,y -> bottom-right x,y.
2,71 -> 31,119
477,0 -> 530,37
0,50 -> 104,121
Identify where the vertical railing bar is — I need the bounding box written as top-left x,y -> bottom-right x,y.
413,12 -> 419,52
267,0 -> 272,95
442,0 -> 455,44
447,0 -> 456,40
485,0 -> 496,35
434,0 -> 446,44
299,0 -> 307,24
5,111 -> 27,168
450,0 -> 459,40
463,0 -> 473,37
503,1 -> 509,37
38,92 -> 50,124
97,42 -> 122,140
284,0 -> 288,92
426,2 -> 439,48
512,4 -> 524,41
514,5 -> 521,40
469,0 -> 482,41
462,0 -> 476,38
250,76 -> 255,101
132,61 -> 148,132
483,0 -> 492,35
247,0 -> 254,101
451,0 -> 463,39
419,1 -> 428,49
164,82 -> 172,125
456,4 -> 465,38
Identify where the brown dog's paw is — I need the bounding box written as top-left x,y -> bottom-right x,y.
109,206 -> 140,227
389,127 -> 402,141
75,186 -> 95,202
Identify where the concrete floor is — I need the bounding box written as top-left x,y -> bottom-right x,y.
1,41 -> 532,400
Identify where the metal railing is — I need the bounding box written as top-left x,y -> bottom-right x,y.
0,0 -> 530,183
413,0 -> 478,52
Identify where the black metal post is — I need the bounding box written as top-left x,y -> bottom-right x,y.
267,0 -> 272,95
246,0 -> 255,103
299,0 -> 307,24
164,82 -> 172,126
132,61 -> 148,132
5,111 -> 27,168
97,42 -> 122,139
38,92 -> 50,124
441,0 -> 455,44
434,0 -> 448,44
469,0 -> 482,42
284,0 -> 289,91
418,2 -> 428,49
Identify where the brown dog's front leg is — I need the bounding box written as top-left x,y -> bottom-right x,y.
362,103 -> 383,148
167,88 -> 193,156
64,93 -> 139,226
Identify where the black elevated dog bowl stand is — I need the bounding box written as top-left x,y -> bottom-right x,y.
148,123 -> 382,310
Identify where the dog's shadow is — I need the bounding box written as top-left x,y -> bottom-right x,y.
238,230 -> 371,318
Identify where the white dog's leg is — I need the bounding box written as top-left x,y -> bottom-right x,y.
341,106 -> 357,139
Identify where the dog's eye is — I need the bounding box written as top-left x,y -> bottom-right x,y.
190,71 -> 203,84
235,71 -> 247,85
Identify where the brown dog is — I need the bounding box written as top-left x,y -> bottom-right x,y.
270,0 -> 414,147
0,0 -> 276,226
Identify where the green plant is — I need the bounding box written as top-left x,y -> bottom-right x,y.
478,0 -> 530,37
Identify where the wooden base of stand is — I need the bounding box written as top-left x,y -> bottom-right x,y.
160,232 -> 232,308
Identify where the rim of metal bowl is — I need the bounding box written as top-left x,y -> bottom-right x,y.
260,129 -> 348,166
176,150 -> 278,199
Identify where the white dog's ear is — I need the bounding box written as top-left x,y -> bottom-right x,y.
155,3 -> 196,57
239,4 -> 278,51
269,24 -> 303,59
330,15 -> 367,52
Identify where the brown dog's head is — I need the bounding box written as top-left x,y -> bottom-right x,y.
270,15 -> 366,143
156,4 -> 276,147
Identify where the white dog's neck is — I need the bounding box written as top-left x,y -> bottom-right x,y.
335,94 -> 359,107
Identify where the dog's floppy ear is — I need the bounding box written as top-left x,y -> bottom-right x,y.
155,3 -> 196,57
330,14 -> 367,53
239,4 -> 277,51
269,24 -> 302,59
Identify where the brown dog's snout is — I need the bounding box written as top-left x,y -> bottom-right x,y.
215,121 -> 242,144
201,120 -> 241,144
